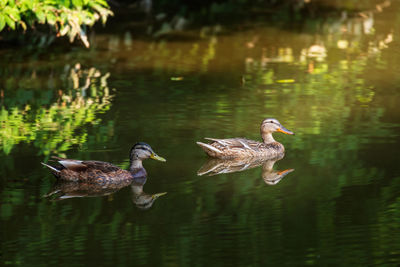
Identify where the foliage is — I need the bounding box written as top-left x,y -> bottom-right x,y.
0,0 -> 113,47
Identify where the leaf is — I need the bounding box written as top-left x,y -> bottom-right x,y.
19,20 -> 27,31
71,0 -> 83,8
79,27 -> 89,48
0,14 -> 5,31
22,0 -> 34,10
59,24 -> 70,36
89,3 -> 113,24
0,0 -> 8,8
4,6 -> 20,21
36,9 -> 46,23
91,0 -> 108,7
46,12 -> 57,25
60,12 -> 68,22
5,15 -> 15,30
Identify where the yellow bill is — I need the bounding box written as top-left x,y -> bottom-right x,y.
150,153 -> 166,162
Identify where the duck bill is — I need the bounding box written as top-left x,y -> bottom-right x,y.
277,168 -> 295,177
150,153 -> 166,162
152,192 -> 167,199
277,126 -> 294,135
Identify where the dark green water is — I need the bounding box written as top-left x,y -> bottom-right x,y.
1,3 -> 400,266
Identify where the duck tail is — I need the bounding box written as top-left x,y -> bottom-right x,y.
41,162 -> 61,177
196,141 -> 222,158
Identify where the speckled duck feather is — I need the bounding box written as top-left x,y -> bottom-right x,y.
196,138 -> 284,159
43,156 -> 146,183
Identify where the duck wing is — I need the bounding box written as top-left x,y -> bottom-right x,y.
204,137 -> 263,151
197,137 -> 265,159
51,156 -> 121,173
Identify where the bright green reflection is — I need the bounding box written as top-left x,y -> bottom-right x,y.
0,64 -> 113,156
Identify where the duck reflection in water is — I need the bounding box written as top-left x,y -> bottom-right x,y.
197,154 -> 294,185
45,178 -> 133,200
130,176 -> 167,210
45,176 -> 167,209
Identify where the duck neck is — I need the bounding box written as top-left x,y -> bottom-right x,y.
262,132 -> 276,144
262,160 -> 275,172
129,158 -> 143,172
131,184 -> 144,196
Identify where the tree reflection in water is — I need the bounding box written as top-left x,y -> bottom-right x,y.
0,63 -> 114,156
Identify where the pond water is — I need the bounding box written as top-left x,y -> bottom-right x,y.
1,2 -> 400,266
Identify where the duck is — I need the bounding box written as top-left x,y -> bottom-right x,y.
41,142 -> 166,183
196,118 -> 294,159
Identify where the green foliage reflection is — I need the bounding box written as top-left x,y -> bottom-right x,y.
0,64 -> 113,156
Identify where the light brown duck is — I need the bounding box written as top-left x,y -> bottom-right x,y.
196,118 -> 294,159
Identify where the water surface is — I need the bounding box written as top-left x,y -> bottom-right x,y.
1,2 -> 400,266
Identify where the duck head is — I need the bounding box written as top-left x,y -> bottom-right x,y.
130,142 -> 166,162
260,118 -> 294,143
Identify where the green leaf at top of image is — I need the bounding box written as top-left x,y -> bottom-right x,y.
0,14 -> 5,31
46,12 -> 57,25
5,6 -> 20,21
5,15 -> 15,30
0,0 -> 112,46
21,0 -> 34,10
35,8 -> 45,23
72,0 -> 83,8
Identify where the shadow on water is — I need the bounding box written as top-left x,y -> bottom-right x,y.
105,0 -> 395,41
198,154 -> 294,186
